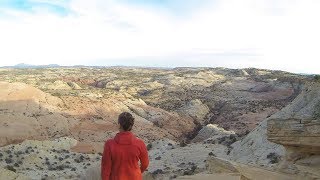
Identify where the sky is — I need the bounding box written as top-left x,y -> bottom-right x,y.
0,0 -> 319,74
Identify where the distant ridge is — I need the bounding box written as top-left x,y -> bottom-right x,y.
0,64 -> 171,70
2,63 -> 60,69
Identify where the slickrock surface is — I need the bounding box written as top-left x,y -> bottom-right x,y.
229,119 -> 285,169
268,83 -> 320,148
0,168 -> 30,180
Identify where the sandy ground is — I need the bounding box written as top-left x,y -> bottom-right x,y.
176,173 -> 240,180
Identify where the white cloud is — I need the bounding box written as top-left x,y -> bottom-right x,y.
0,0 -> 319,74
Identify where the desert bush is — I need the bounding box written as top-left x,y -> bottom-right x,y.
52,92 -> 62,97
183,165 -> 197,176
180,140 -> 187,147
5,158 -> 13,164
314,101 -> 320,119
5,165 -> 16,172
138,89 -> 152,96
229,134 -> 237,144
147,143 -> 152,151
266,152 -> 281,164
314,75 -> 320,81
152,169 -> 164,175
217,135 -> 237,146
153,121 -> 164,128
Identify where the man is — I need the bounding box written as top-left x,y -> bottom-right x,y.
101,112 -> 149,180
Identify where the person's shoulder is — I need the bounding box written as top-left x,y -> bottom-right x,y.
104,138 -> 115,146
134,137 -> 146,146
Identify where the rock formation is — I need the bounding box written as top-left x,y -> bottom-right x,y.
268,82 -> 320,179
229,82 -> 320,179
192,124 -> 235,143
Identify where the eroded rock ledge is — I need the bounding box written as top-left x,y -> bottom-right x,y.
267,83 -> 320,179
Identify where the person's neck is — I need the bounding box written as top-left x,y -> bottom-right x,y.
119,128 -> 129,132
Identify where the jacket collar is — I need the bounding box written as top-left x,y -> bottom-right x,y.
114,131 -> 135,145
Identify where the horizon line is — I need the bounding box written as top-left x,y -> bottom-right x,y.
0,63 -> 318,75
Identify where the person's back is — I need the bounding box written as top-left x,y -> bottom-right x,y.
101,112 -> 149,180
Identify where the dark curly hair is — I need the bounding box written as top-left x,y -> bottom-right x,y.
118,112 -> 135,131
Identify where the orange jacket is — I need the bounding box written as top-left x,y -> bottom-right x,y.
101,131 -> 149,180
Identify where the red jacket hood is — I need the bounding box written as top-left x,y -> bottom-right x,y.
114,131 -> 135,145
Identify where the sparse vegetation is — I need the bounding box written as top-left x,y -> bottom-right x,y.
313,101 -> 320,119
152,169 -> 164,175
52,92 -> 62,97
153,121 -> 164,128
5,165 -> 16,172
183,164 -> 197,176
147,143 -> 152,151
266,152 -> 281,164
217,134 -> 238,146
180,140 -> 187,147
5,158 -> 13,164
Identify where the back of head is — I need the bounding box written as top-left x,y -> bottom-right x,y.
118,112 -> 135,131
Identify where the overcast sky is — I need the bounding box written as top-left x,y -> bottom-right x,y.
0,0 -> 319,74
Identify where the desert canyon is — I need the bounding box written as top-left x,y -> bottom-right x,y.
0,67 -> 319,179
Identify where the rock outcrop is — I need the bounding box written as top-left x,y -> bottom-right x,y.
192,124 -> 235,143
229,119 -> 285,168
229,82 -> 320,179
206,157 -> 239,174
267,82 -> 320,179
67,82 -> 82,90
177,99 -> 210,122
46,80 -> 72,90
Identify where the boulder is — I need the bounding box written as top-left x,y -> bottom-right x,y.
206,157 -> 239,173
